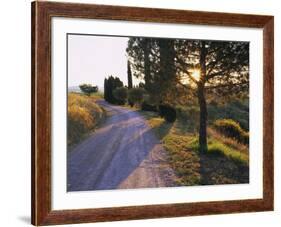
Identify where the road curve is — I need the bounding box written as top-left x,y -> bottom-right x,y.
67,100 -> 177,191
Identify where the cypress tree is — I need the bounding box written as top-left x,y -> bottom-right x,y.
104,75 -> 124,104
127,60 -> 133,89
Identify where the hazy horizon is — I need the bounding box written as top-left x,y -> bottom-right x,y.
68,35 -> 140,90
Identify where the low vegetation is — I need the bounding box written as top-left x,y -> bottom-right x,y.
213,119 -> 249,144
128,88 -> 146,106
140,107 -> 249,186
208,100 -> 249,131
113,87 -> 128,105
158,104 -> 177,123
68,93 -> 104,147
79,84 -> 99,96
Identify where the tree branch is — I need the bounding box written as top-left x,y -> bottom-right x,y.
205,81 -> 249,90
206,69 -> 230,80
176,57 -> 198,84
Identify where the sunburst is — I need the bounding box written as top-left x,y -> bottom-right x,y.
191,69 -> 201,81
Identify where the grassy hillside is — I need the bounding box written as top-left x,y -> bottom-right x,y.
68,93 -> 104,147
140,108 -> 249,186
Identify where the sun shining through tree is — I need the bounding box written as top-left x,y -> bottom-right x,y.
127,38 -> 249,153
176,40 -> 249,152
191,69 -> 201,82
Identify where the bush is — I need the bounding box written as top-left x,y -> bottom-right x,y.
79,84 -> 98,96
213,119 -> 249,144
141,101 -> 158,112
68,93 -> 104,146
159,104 -> 177,123
113,87 -> 128,105
128,88 -> 145,106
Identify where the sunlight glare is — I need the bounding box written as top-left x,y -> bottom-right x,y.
191,69 -> 201,81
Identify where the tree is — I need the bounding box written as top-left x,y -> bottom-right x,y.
157,39 -> 176,102
127,38 -> 177,104
127,38 -> 154,93
176,40 -> 249,152
127,61 -> 133,89
128,88 -> 146,106
127,37 -> 249,153
79,84 -> 98,96
103,76 -> 124,104
113,87 -> 128,105
104,78 -> 108,101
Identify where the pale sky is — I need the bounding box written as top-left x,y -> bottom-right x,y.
68,35 -> 136,90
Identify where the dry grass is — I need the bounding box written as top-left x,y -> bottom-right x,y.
213,119 -> 249,144
68,93 -> 104,146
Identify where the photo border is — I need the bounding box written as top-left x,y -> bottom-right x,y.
31,1 -> 274,225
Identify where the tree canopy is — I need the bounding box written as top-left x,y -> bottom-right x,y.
79,84 -> 98,96
127,37 -> 249,152
104,76 -> 124,104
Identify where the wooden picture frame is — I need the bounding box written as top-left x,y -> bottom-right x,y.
31,1 -> 274,226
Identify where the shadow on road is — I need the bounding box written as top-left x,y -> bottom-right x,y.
67,103 -> 172,191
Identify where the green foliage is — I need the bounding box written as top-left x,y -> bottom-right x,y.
68,93 -> 104,146
207,141 -> 248,166
104,76 -> 124,104
112,87 -> 128,105
208,99 -> 249,131
213,119 -> 249,145
159,104 -> 177,123
174,99 -> 249,134
127,36 -> 250,153
141,111 -> 249,186
141,101 -> 158,112
128,88 -> 146,106
163,134 -> 201,185
176,105 -> 200,132
187,137 -> 248,166
79,84 -> 98,96
126,37 -> 177,103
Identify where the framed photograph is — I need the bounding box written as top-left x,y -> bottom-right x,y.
31,1 -> 274,226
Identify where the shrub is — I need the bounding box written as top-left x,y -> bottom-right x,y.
113,87 -> 128,105
79,84 -> 98,96
213,119 -> 249,144
128,100 -> 134,107
128,88 -> 145,106
141,101 -> 158,112
159,104 -> 177,123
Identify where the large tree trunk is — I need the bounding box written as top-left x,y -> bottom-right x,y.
198,41 -> 208,153
197,83 -> 208,153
